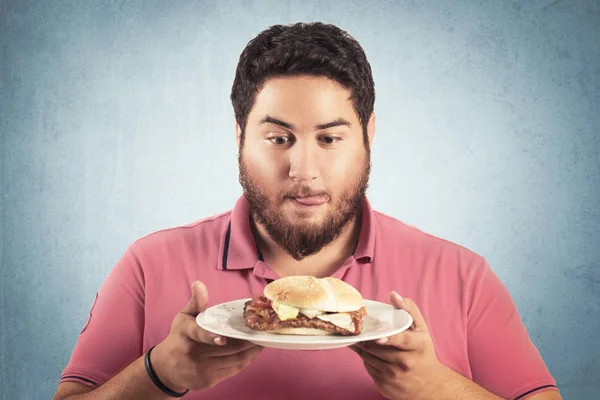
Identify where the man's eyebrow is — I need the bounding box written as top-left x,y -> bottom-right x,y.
315,118 -> 352,130
259,116 -> 295,130
259,115 -> 352,131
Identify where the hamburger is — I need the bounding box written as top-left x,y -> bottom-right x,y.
243,276 -> 367,336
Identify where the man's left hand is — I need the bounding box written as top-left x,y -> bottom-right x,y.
349,291 -> 455,400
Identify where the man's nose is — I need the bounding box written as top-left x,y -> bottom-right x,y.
288,142 -> 319,182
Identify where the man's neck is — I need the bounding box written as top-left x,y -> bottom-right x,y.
253,216 -> 362,279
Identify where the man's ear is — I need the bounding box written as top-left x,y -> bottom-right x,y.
367,112 -> 376,148
235,122 -> 243,150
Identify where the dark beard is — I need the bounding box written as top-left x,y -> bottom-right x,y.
238,150 -> 370,261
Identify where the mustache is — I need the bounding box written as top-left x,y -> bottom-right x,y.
281,186 -> 329,198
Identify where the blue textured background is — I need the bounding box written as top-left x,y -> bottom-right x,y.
1,1 -> 599,398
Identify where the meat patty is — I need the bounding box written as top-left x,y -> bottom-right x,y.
243,301 -> 367,336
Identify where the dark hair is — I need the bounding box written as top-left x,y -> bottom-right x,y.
231,22 -> 375,145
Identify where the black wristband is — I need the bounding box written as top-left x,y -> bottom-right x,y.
144,345 -> 189,398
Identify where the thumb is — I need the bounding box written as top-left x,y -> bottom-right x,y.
181,281 -> 209,316
389,291 -> 428,332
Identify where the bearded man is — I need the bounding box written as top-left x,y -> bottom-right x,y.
53,22 -> 561,400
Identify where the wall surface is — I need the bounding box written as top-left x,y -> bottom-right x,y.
1,1 -> 599,398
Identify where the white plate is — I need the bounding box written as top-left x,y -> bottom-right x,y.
196,299 -> 413,350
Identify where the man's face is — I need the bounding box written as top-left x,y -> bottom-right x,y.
238,75 -> 373,260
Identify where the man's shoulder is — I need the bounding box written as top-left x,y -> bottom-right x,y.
130,209 -> 233,252
372,209 -> 485,264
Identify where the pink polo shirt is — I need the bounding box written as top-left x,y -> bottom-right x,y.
60,196 -> 558,399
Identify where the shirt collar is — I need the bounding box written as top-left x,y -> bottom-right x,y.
219,195 -> 375,270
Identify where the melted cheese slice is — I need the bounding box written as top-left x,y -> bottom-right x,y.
317,313 -> 355,332
271,302 -> 355,332
271,301 -> 299,321
299,309 -> 323,319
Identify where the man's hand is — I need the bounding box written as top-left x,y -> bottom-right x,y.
350,291 -> 501,400
150,281 -> 263,392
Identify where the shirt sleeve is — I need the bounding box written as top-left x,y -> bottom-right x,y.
59,246 -> 145,387
466,259 -> 559,399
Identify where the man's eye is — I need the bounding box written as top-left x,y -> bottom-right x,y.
269,136 -> 290,145
320,136 -> 341,145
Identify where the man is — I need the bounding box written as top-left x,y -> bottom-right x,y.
53,22 -> 561,400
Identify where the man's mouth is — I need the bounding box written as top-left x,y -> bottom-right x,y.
291,195 -> 330,206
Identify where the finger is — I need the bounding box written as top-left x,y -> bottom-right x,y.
371,330 -> 425,352
364,362 -> 381,381
181,281 -> 209,316
204,340 -> 261,357
355,338 -> 415,362
349,346 -> 390,378
211,345 -> 263,370
180,315 -> 226,346
389,292 -> 428,332
348,345 -> 388,372
206,347 -> 262,387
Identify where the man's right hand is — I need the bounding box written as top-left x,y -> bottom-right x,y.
150,281 -> 263,392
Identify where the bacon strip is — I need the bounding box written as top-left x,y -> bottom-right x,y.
251,294 -> 272,308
